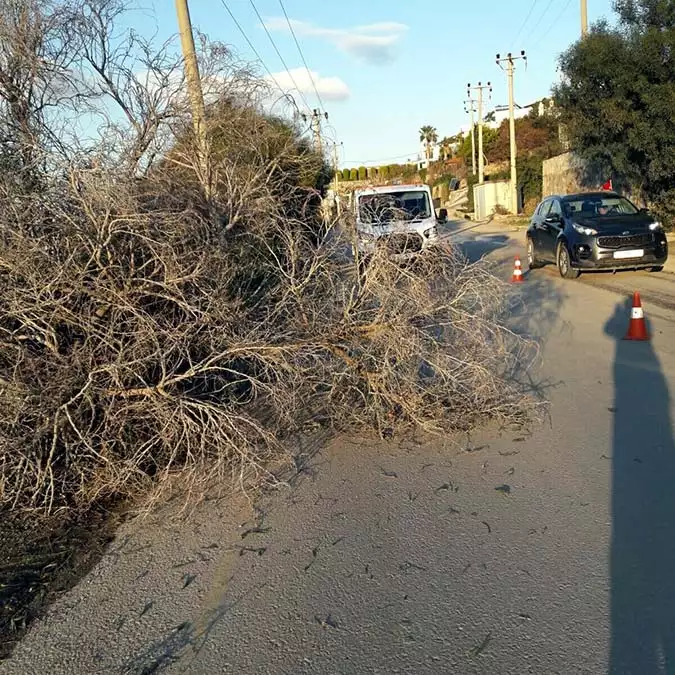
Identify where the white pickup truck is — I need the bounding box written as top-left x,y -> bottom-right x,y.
353,183 -> 446,259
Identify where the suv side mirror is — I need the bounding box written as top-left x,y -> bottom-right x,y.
639,207 -> 649,214
437,208 -> 448,223
545,213 -> 561,223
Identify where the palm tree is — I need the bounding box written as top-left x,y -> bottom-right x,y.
419,125 -> 438,161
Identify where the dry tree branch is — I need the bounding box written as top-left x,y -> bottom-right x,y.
0,0 -> 537,515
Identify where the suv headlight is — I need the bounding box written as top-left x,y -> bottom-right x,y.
649,221 -> 663,232
573,223 -> 598,236
424,226 -> 438,238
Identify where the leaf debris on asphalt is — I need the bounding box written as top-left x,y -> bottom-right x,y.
495,484 -> 511,495
304,546 -> 320,571
499,450 -> 520,457
240,527 -> 271,539
181,573 -> 196,589
379,467 -> 398,478
399,561 -> 428,573
314,614 -> 339,629
469,632 -> 492,657
481,521 -> 492,533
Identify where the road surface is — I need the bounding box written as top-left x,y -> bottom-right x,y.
3,221 -> 675,675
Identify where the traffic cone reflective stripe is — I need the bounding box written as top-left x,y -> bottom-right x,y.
624,291 -> 649,341
512,256 -> 524,283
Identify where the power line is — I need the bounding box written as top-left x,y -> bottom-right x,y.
532,0 -> 574,49
218,0 -> 289,99
277,0 -> 326,112
522,0 -> 557,46
511,0 -> 539,50
248,0 -> 312,111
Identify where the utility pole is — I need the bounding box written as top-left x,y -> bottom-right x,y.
175,0 -> 210,198
496,51 -> 527,214
303,109 -> 328,154
581,0 -> 588,37
468,82 -> 492,184
463,98 -> 477,176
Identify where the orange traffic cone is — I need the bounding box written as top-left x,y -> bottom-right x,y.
512,256 -> 524,283
624,291 -> 649,341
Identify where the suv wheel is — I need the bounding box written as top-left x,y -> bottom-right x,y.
557,243 -> 580,279
527,237 -> 543,270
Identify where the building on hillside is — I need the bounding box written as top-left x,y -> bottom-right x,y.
416,144 -> 439,171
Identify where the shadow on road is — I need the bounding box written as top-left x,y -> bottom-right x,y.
451,227 -> 568,407
605,298 -> 675,674
456,232 -> 510,263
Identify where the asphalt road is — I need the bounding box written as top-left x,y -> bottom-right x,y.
3,222 -> 675,675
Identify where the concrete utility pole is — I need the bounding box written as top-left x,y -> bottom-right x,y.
175,0 -> 210,197
463,98 -> 477,176
303,109 -> 328,154
496,51 -> 527,214
468,82 -> 492,184
581,0 -> 588,37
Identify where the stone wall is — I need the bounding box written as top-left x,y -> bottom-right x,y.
542,152 -> 609,198
542,152 -> 584,197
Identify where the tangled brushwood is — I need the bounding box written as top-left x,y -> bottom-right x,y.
0,0 -> 535,513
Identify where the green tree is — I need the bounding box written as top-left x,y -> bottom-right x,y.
358,165 -> 367,180
553,0 -> 675,220
419,125 -> 438,160
350,168 -> 358,181
342,168 -> 350,181
379,165 -> 390,181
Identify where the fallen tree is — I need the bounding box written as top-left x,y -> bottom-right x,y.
0,0 -> 536,515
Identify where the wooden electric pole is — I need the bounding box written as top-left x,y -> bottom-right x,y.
497,51 -> 527,214
175,0 -> 211,197
581,0 -> 588,37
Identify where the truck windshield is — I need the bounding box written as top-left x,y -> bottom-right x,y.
358,191 -> 431,224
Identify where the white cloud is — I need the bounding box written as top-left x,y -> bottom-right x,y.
263,18 -> 408,65
268,67 -> 350,102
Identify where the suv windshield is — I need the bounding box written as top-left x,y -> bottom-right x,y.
358,191 -> 431,224
563,196 -> 639,220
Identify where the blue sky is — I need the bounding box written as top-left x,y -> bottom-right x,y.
131,0 -> 617,167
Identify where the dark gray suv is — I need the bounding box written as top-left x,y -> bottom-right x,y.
526,192 -> 668,279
